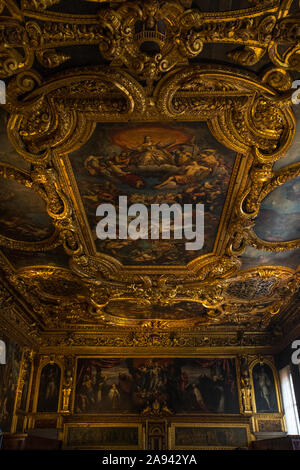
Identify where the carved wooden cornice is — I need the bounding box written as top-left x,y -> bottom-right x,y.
1,0 -> 299,79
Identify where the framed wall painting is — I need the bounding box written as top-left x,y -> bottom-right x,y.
63,423 -> 143,450
170,423 -> 250,449
251,362 -> 280,414
74,357 -> 240,415
37,363 -> 61,413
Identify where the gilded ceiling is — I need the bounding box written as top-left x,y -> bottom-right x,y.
0,0 -> 300,349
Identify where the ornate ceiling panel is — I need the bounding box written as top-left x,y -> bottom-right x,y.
0,0 -> 300,349
68,121 -> 236,266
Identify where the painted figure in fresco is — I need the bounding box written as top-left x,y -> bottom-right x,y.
192,384 -> 208,411
84,154 -> 145,189
45,368 -> 58,401
180,371 -> 188,392
37,364 -> 60,412
252,363 -> 278,413
96,375 -> 107,404
127,136 -> 174,167
212,374 -> 225,413
108,384 -> 120,410
76,367 -> 110,412
148,360 -> 163,392
82,373 -> 94,405
256,368 -> 272,410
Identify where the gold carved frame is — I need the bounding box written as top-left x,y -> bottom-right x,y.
249,358 -> 284,415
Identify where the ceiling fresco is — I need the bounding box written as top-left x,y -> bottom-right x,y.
240,247 -> 300,271
0,178 -> 54,242
253,105 -> 300,245
1,246 -> 70,270
70,122 -> 235,265
0,108 -> 59,251
0,0 -> 300,349
254,176 -> 300,242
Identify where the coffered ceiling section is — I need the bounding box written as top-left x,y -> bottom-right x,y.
0,0 -> 300,339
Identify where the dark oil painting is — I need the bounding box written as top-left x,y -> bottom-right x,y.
0,336 -> 22,432
0,108 -> 55,245
252,363 -> 279,413
37,363 -> 61,412
66,426 -> 139,448
70,122 -> 235,265
75,358 -> 239,414
0,178 -> 54,243
1,246 -> 70,270
175,426 -> 248,448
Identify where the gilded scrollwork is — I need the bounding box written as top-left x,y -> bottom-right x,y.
61,355 -> 75,413
38,328 -> 276,349
22,0 -> 61,11
0,282 -> 14,309
262,67 -> 293,91
269,11 -> 300,71
35,48 -> 70,68
0,0 -> 299,347
0,0 -> 297,81
0,19 -> 34,78
239,356 -> 253,414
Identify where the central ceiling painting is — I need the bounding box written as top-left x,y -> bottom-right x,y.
70,122 -> 235,266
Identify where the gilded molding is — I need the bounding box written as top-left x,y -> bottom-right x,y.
2,0 -> 299,79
